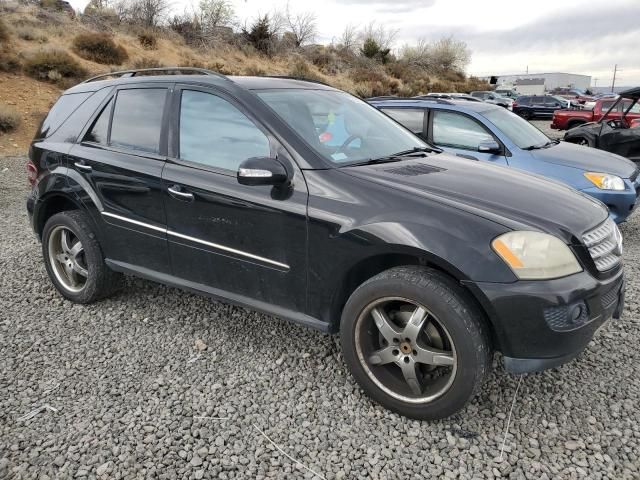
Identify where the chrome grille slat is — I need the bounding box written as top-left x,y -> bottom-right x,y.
582,218 -> 623,272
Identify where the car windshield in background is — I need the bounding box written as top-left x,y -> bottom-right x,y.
256,89 -> 428,165
483,107 -> 551,149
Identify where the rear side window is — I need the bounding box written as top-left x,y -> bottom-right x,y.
600,100 -> 617,112
517,97 -> 531,105
382,109 -> 425,136
110,89 -> 167,154
39,92 -> 92,138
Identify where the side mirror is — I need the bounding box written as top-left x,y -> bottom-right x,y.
237,156 -> 290,186
478,140 -> 501,154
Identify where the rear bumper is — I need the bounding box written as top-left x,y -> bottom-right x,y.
465,268 -> 625,374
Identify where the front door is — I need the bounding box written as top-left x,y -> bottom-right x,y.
161,86 -> 309,312
68,84 -> 171,273
429,110 -> 508,164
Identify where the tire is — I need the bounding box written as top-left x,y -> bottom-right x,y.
517,109 -> 532,120
42,210 -> 122,303
340,266 -> 491,420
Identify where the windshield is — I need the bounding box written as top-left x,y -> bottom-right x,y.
483,108 -> 550,149
256,89 -> 428,165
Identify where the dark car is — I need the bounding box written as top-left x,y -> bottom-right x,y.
512,95 -> 570,119
27,67 -> 625,420
469,91 -> 514,109
564,87 -> 640,164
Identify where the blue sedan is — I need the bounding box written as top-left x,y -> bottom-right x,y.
368,98 -> 640,223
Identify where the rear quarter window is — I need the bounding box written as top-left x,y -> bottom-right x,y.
37,92 -> 93,139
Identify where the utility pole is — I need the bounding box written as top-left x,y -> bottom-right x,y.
593,78 -> 598,88
611,64 -> 618,92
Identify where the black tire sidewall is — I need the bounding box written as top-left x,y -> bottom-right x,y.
42,211 -> 104,303
340,268 -> 489,420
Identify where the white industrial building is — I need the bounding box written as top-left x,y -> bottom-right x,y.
484,73 -> 592,92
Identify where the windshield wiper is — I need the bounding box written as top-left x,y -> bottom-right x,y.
522,140 -> 559,150
342,146 -> 441,167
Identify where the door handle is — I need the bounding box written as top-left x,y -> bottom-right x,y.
74,162 -> 92,172
168,185 -> 194,201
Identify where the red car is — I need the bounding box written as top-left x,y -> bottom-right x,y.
551,97 -> 640,130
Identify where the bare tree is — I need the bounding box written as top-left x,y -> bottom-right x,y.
337,23 -> 358,51
428,36 -> 471,73
197,0 -> 234,35
284,3 -> 316,47
115,0 -> 170,26
360,21 -> 397,51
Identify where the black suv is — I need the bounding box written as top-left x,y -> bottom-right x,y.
27,68 -> 625,420
512,95 -> 570,119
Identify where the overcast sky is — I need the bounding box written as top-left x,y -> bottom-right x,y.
68,0 -> 640,86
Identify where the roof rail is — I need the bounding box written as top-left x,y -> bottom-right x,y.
82,67 -> 229,84
260,75 -> 334,88
367,95 -> 454,105
366,96 -> 402,101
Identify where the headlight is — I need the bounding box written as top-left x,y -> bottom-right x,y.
492,231 -> 582,280
584,172 -> 625,191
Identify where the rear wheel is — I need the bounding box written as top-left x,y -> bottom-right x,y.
517,110 -> 532,120
42,211 -> 121,303
340,266 -> 492,420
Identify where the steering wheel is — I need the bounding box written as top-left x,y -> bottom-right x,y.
335,135 -> 363,154
607,119 -> 625,129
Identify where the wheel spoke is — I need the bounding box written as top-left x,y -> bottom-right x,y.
69,241 -> 83,258
414,344 -> 455,366
399,358 -> 422,395
60,229 -> 72,254
402,306 -> 428,342
55,253 -> 67,263
72,261 -> 88,278
371,307 -> 402,343
368,347 -> 398,366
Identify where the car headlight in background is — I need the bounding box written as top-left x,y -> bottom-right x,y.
492,231 -> 582,280
584,172 -> 625,191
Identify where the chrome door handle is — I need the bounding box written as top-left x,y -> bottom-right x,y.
168,186 -> 194,200
74,162 -> 92,172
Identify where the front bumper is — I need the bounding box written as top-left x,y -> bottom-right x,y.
465,268 -> 624,374
580,183 -> 639,224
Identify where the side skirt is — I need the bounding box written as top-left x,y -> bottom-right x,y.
105,259 -> 331,333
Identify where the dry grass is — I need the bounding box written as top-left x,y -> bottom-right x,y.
0,103 -> 21,132
129,56 -> 164,69
0,19 -> 10,43
137,30 -> 157,50
24,48 -> 88,84
0,47 -> 21,73
15,27 -> 48,43
72,32 -> 128,65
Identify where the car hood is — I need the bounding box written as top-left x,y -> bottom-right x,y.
342,154 -> 608,241
531,141 -> 637,178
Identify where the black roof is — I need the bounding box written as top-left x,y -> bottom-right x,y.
620,87 -> 640,100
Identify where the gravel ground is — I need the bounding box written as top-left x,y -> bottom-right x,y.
1,155 -> 639,480
529,120 -> 562,140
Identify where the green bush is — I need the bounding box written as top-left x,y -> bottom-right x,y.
72,32 -> 128,65
24,48 -> 88,83
0,104 -> 21,132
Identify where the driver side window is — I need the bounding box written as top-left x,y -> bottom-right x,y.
179,90 -> 270,171
432,111 -> 495,150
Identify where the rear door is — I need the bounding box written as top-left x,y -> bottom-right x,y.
428,109 -> 508,164
161,85 -> 309,312
68,84 -> 171,273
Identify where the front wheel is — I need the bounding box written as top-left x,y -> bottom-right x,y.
517,110 -> 531,120
340,266 -> 492,420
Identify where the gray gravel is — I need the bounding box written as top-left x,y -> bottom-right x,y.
1,155 -> 639,480
530,120 -> 562,140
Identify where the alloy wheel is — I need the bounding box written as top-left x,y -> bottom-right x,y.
354,297 -> 457,404
47,226 -> 88,293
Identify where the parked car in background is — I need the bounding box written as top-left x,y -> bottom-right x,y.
495,88 -> 519,99
368,97 -> 639,223
564,87 -> 640,164
470,91 -> 513,109
418,93 -> 482,102
551,87 -> 594,105
552,95 -> 640,131
512,95 -> 570,119
26,67 -> 627,421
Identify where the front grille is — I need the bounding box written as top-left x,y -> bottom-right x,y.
601,284 -> 621,309
582,218 -> 623,272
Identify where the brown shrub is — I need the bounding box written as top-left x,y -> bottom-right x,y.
208,61 -> 238,76
138,31 -> 158,50
129,57 -> 164,69
15,27 -> 48,43
72,32 -> 128,65
0,19 -> 10,43
0,104 -> 21,132
0,47 -> 21,73
244,64 -> 266,76
24,48 -> 88,83
288,58 -> 321,81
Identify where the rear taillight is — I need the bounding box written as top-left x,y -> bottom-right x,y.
512,101 -> 518,108
27,160 -> 37,186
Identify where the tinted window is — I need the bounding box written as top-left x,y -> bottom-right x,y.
179,90 -> 270,170
39,92 -> 92,138
84,98 -> 112,144
432,111 -> 494,149
382,109 -> 424,135
110,89 -> 166,154
600,100 -> 617,112
517,97 -> 531,105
